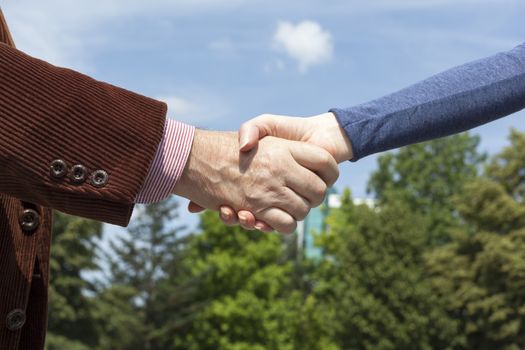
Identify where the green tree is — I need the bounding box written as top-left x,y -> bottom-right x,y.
91,284 -> 147,350
296,135 -> 488,349
368,133 -> 485,244
313,190 -> 460,350
95,198 -> 186,350
426,130 -> 525,349
174,211 -> 303,350
45,212 -> 103,350
486,128 -> 525,203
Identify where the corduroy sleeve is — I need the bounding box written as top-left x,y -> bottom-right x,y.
0,42 -> 167,226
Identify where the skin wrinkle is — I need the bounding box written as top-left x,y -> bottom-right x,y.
173,129 -> 332,232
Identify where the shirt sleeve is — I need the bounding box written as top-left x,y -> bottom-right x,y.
135,118 -> 195,203
0,42 -> 168,226
330,42 -> 525,161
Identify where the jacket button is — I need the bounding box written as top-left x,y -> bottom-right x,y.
50,159 -> 67,178
6,309 -> 26,331
19,209 -> 40,232
71,165 -> 88,184
91,170 -> 109,187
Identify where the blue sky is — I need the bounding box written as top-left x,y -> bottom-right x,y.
4,0 -> 524,235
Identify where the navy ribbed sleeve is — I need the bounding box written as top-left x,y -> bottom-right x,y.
330,42 -> 525,161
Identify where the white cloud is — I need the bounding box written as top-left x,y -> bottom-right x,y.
3,1 -> 514,71
273,20 -> 333,73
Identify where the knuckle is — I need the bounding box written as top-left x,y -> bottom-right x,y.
312,185 -> 327,207
256,113 -> 273,124
297,206 -> 310,221
267,186 -> 289,207
330,166 -> 340,182
245,193 -> 266,212
312,198 -> 323,208
316,182 -> 328,197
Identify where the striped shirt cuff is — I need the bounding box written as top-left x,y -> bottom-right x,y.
135,118 -> 195,204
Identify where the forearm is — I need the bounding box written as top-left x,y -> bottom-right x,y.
0,42 -> 167,226
331,42 -> 525,161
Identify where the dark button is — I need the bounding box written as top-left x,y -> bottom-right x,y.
6,309 -> 26,331
91,170 -> 109,187
50,159 -> 67,178
71,164 -> 88,184
19,209 -> 40,232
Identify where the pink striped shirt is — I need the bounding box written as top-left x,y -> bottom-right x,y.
135,118 -> 195,203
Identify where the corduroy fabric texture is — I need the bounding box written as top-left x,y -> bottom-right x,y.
0,7 -> 167,349
0,200 -> 53,350
0,41 -> 167,225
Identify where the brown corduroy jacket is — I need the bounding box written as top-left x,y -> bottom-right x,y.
0,8 -> 167,349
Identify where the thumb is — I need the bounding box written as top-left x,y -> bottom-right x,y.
239,122 -> 263,152
239,114 -> 308,152
239,115 -> 278,152
188,201 -> 206,213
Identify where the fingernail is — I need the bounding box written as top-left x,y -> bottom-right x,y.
255,223 -> 265,231
238,212 -> 248,223
239,136 -> 248,150
220,211 -> 231,221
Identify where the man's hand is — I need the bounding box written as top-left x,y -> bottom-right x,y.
190,113 -> 352,232
173,129 -> 339,234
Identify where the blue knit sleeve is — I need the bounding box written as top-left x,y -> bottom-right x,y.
330,42 -> 525,161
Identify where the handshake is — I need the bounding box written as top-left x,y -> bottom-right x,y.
172,112 -> 353,234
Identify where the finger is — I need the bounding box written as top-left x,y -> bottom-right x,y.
188,201 -> 206,213
256,207 -> 297,234
285,164 -> 328,208
289,142 -> 340,187
238,211 -> 256,230
219,206 -> 239,226
276,187 -> 311,221
236,210 -> 273,232
240,114 -> 296,152
254,220 -> 274,233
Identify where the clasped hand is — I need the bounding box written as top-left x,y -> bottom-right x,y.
173,113 -> 352,234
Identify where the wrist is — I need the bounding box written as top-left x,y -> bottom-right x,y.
311,112 -> 354,162
172,129 -> 206,199
172,129 -> 237,208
